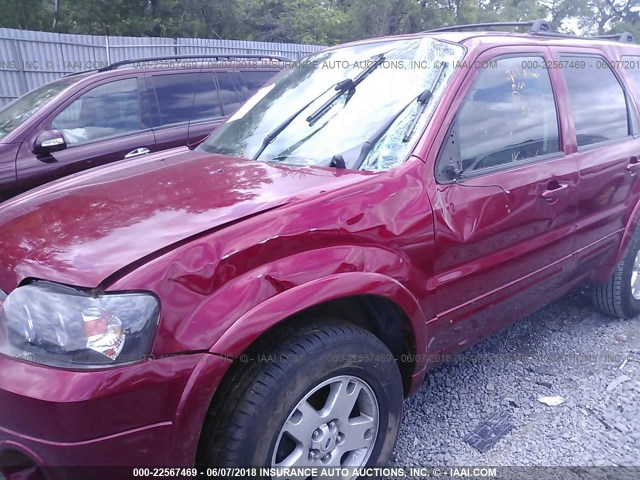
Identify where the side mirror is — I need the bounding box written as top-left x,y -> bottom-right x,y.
33,130 -> 67,155
443,163 -> 463,181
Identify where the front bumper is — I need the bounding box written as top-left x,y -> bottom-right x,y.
0,352 -> 233,479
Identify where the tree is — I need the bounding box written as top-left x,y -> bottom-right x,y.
479,0 -> 543,23
240,0 -> 347,44
0,0 -> 638,44
3,0 -> 55,31
576,0 -> 638,34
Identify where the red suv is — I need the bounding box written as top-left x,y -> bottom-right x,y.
0,55 -> 285,202
0,21 -> 640,478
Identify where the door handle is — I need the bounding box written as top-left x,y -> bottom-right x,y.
626,156 -> 640,175
124,147 -> 150,159
541,181 -> 569,203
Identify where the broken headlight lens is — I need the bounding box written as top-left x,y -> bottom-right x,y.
0,281 -> 159,368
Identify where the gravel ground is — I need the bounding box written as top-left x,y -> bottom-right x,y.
391,287 -> 640,468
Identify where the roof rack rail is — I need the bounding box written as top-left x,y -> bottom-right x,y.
65,53 -> 292,77
99,54 -> 292,72
531,30 -> 636,43
426,19 -> 551,34
592,32 -> 635,43
426,20 -> 636,43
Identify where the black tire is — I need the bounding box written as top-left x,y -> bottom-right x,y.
198,321 -> 403,475
592,229 -> 640,318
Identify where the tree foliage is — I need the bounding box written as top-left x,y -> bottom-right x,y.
1,0 -> 638,44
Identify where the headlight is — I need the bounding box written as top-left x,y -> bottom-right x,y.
0,281 -> 159,368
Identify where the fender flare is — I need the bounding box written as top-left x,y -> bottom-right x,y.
209,271 -> 429,374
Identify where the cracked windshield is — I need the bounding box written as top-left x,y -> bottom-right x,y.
199,37 -> 465,171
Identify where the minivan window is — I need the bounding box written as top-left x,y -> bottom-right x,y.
216,72 -> 244,115
52,78 -> 142,145
199,37 -> 465,171
0,75 -> 85,140
152,72 -> 223,126
445,56 -> 560,174
242,71 -> 277,93
561,56 -> 629,147
230,72 -> 249,100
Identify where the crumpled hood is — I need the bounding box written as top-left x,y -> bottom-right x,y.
0,147 -> 368,291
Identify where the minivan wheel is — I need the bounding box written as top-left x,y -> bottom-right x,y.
198,321 -> 403,477
592,229 -> 640,318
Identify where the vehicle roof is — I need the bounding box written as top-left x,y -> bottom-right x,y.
330,30 -> 640,55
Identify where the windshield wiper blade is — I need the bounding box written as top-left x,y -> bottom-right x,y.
252,82 -> 338,161
306,53 -> 387,127
402,64 -> 446,142
352,87 -> 433,170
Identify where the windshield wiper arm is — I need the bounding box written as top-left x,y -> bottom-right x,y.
352,87 -> 433,170
252,82 -> 338,161
306,53 -> 387,127
401,89 -> 433,143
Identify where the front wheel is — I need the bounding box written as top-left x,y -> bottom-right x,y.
199,321 -> 403,478
592,228 -> 640,318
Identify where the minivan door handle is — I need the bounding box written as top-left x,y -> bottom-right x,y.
124,147 -> 150,159
541,181 -> 569,203
626,156 -> 640,175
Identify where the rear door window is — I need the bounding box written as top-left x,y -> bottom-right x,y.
439,56 -> 560,176
561,56 -> 630,147
215,72 -> 244,116
52,78 -> 142,145
230,72 -> 249,100
151,72 -> 223,127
